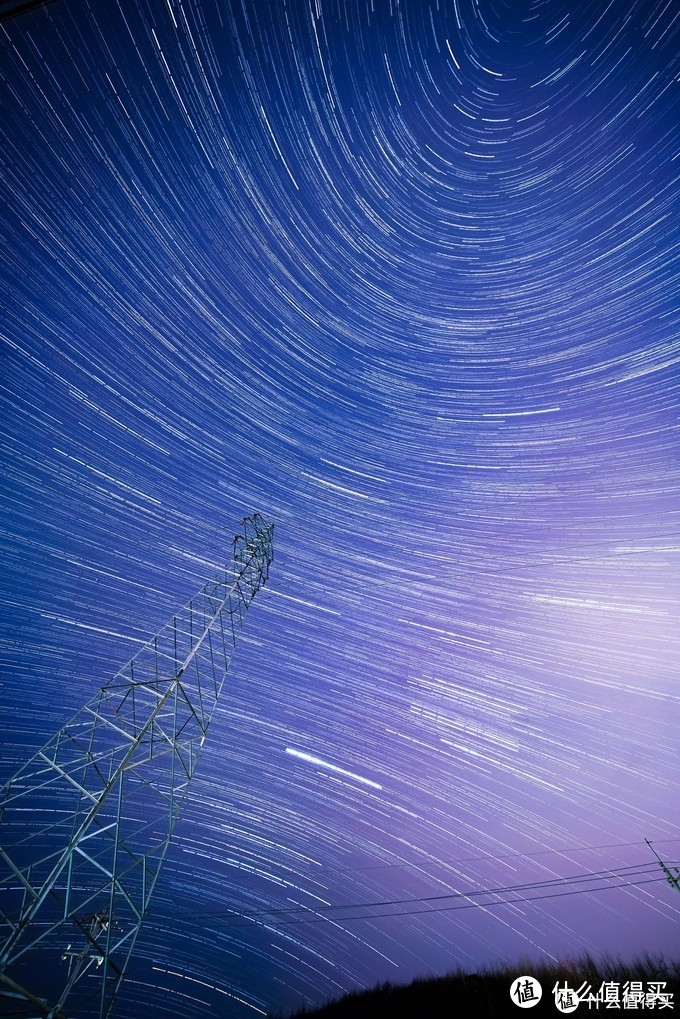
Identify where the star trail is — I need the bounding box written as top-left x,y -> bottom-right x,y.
1,0 -> 679,1016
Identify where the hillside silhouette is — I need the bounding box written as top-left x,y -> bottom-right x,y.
286,954 -> 679,1018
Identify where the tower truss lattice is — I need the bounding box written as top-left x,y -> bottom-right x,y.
0,514 -> 274,1018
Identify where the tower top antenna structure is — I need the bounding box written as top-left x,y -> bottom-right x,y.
0,1 -> 58,23
0,514 -> 274,1017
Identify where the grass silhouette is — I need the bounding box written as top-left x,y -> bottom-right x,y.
284,953 -> 680,1018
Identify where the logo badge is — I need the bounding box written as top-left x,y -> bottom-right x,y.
510,975 -> 542,1008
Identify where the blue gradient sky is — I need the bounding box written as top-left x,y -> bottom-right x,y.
1,0 -> 679,1016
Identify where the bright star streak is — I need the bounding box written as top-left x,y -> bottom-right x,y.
286,748 -> 383,790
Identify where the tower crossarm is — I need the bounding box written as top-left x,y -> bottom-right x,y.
0,514 -> 274,1018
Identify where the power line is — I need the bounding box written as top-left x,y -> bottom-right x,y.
283,876 -> 668,927
646,839 -> 680,895
299,836 -> 680,877
150,861 -> 672,929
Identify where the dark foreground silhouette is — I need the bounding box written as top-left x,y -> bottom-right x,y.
285,954 -> 679,1018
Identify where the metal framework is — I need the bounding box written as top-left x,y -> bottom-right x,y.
0,1 -> 58,23
0,514 -> 274,1018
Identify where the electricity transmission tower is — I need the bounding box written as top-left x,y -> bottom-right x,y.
0,0 -> 58,22
0,514 -> 274,1018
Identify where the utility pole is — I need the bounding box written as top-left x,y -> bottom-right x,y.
645,839 -> 680,895
0,514 -> 274,1017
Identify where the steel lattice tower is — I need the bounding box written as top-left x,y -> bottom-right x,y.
0,1 -> 58,23
0,514 -> 274,1018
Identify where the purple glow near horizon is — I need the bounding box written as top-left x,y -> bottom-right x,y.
1,0 -> 679,1015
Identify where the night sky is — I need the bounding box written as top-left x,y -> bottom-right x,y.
1,0 -> 679,1016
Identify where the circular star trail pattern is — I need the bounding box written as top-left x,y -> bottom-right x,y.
1,0 -> 679,1016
